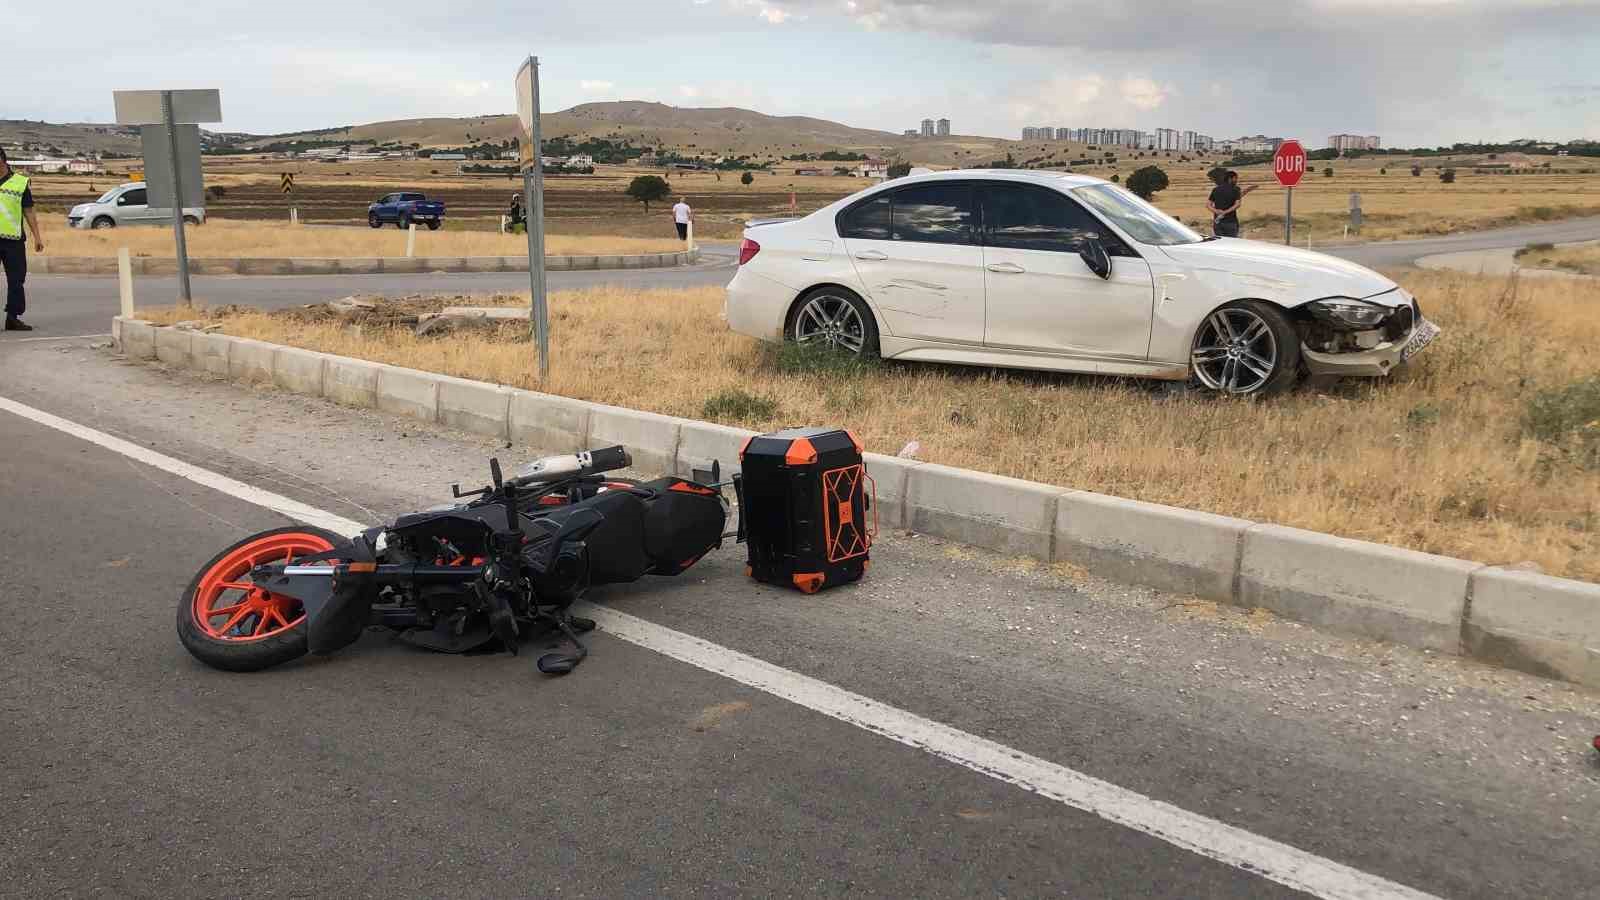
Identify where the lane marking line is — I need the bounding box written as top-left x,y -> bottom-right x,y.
0,393 -> 1439,900
8,333 -> 113,343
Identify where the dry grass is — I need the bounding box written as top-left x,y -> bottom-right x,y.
1516,241 -> 1600,276
142,271 -> 1600,580
39,219 -> 684,259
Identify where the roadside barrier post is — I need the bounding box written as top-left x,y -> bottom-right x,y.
687,219 -> 695,252
117,248 -> 134,318
405,223 -> 417,258
290,207 -> 299,226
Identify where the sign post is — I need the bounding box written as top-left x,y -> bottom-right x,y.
1272,140 -> 1306,246
515,56 -> 550,380
114,89 -> 221,305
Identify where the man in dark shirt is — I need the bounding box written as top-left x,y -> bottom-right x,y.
1206,170 -> 1257,239
0,147 -> 45,331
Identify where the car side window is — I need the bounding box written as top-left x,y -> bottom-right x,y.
838,195 -> 890,240
980,184 -> 1112,253
890,184 -> 973,245
401,193 -> 424,202
120,189 -> 147,207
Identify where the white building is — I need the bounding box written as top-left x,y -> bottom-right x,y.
937,118 -> 951,137
920,119 -> 935,137
566,153 -> 595,167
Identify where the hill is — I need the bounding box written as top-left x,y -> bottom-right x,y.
242,101 -> 1091,168
5,102 -> 1104,168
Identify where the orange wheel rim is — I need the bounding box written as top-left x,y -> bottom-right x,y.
192,533 -> 336,642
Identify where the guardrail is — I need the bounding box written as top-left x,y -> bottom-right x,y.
113,315 -> 1600,691
36,248 -> 700,277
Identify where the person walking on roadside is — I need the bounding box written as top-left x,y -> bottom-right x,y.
1206,170 -> 1258,239
0,148 -> 44,331
672,196 -> 693,241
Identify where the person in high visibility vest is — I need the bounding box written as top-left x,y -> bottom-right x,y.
0,147 -> 44,331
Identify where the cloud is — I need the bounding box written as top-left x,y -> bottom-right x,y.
579,80 -> 615,92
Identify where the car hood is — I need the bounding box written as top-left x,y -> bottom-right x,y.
70,203 -> 90,215
1158,238 -> 1398,307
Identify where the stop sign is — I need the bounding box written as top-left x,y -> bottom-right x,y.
1274,140 -> 1307,187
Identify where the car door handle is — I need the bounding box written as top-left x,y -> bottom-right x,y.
853,250 -> 888,261
986,262 -> 1026,274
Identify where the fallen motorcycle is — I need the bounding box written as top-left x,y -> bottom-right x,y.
176,446 -> 732,675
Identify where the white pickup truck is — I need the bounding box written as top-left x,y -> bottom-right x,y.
67,182 -> 206,229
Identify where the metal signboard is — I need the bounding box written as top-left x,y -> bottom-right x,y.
114,89 -> 222,125
140,124 -> 204,209
1273,140 -> 1307,244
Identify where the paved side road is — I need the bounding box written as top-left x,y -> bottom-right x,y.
1,341 -> 1597,898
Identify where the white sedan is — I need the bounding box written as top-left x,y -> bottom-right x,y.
724,170 -> 1437,395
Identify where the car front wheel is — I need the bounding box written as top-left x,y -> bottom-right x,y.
368,213 -> 382,228
1189,300 -> 1301,396
91,216 -> 116,229
787,287 -> 879,357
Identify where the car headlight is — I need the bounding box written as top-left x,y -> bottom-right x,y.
1306,298 -> 1391,329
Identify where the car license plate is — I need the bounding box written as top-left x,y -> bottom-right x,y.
1401,318 -> 1440,362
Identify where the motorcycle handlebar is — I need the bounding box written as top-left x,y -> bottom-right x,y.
585,446 -> 631,475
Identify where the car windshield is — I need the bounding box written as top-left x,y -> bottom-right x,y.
96,188 -> 120,203
1071,183 -> 1203,246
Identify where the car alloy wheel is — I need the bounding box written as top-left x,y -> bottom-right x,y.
1191,307 -> 1280,395
793,293 -> 867,354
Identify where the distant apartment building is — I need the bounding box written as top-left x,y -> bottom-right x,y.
921,119 -> 935,137
1154,128 -> 1179,151
937,118 -> 951,137
1328,133 -> 1382,152
904,129 -> 919,137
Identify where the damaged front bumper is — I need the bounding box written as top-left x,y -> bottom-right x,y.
1302,316 -> 1441,377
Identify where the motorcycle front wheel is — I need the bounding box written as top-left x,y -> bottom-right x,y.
176,526 -> 344,672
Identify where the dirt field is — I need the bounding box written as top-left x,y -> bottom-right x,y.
26,152 -> 1600,244
140,269 -> 1600,582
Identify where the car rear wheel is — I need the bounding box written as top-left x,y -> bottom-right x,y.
182,215 -> 200,226
1189,300 -> 1301,396
368,213 -> 382,228
787,287 -> 879,357
91,216 -> 115,229
425,220 -> 441,231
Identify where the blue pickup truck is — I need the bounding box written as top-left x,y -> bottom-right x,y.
367,192 -> 446,230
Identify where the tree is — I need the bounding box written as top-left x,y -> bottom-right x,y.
1323,166 -> 1334,178
740,170 -> 754,186
1379,167 -> 1387,175
887,161 -> 912,179
1126,165 -> 1170,201
1411,165 -> 1422,176
625,175 -> 671,212
1109,173 -> 1120,183
1439,168 -> 1457,184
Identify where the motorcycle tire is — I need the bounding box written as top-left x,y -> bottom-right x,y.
176,525 -> 345,672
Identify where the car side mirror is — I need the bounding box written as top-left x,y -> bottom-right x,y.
1079,236 -> 1112,280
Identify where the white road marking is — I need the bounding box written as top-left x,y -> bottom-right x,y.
0,392 -> 1440,900
8,333 -> 112,343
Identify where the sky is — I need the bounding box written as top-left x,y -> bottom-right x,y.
10,0 -> 1599,147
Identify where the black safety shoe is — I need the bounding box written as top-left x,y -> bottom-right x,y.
4,318 -> 33,332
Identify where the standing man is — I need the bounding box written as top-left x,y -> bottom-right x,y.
1206,170 -> 1258,239
671,196 -> 692,242
0,148 -> 44,331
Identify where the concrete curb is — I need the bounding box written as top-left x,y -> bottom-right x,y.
41,248 -> 699,279
110,316 -> 1600,690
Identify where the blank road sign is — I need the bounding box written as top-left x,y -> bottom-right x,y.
141,124 -> 205,209
114,89 -> 222,125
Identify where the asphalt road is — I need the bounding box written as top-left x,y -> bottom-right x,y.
1,340 -> 1598,898
18,215 -> 1600,338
